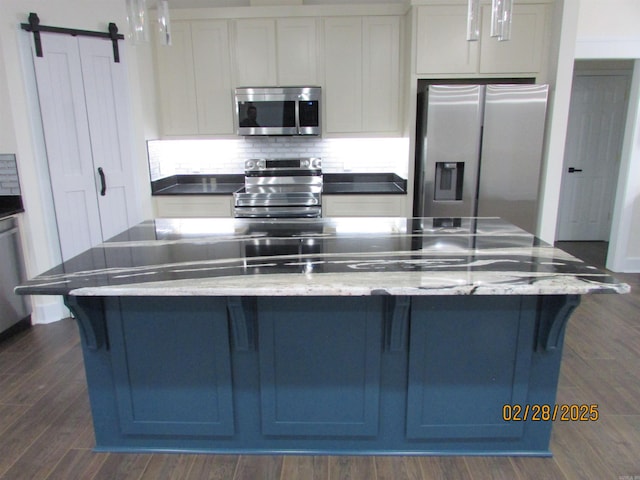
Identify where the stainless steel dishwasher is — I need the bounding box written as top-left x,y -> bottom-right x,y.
0,216 -> 31,336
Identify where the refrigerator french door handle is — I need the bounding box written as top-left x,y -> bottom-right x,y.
97,167 -> 107,196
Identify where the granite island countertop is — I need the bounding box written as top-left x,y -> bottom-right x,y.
16,217 -> 629,297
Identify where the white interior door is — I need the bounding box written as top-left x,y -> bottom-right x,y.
32,33 -> 140,260
557,74 -> 629,241
79,37 -> 139,241
33,33 -> 103,261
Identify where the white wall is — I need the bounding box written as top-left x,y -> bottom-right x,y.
0,1 -> 154,322
536,0 -> 579,244
537,0 -> 640,272
575,0 -> 640,272
607,61 -> 640,271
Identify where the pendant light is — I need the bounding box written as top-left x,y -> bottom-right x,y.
126,0 -> 171,45
157,0 -> 172,46
125,0 -> 149,44
466,0 -> 480,41
468,0 -> 513,42
490,0 -> 513,41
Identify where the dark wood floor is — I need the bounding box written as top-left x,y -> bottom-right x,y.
1,242 -> 638,479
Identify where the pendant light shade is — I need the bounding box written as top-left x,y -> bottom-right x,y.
125,0 -> 149,44
489,0 -> 513,41
157,0 -> 172,46
499,0 -> 513,41
466,0 -> 480,41
125,0 -> 172,46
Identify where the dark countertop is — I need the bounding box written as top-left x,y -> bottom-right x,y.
151,174 -> 244,195
15,217 -> 629,297
322,173 -> 406,194
151,173 -> 407,196
0,196 -> 24,220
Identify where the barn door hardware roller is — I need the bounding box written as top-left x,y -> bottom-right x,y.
20,12 -> 124,63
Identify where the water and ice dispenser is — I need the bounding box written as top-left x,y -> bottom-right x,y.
434,162 -> 464,201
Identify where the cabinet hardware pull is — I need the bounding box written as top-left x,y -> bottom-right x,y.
568,167 -> 583,173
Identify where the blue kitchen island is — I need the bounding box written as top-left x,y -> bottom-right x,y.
15,217 -> 629,455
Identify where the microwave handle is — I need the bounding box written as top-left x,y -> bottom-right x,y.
294,98 -> 301,134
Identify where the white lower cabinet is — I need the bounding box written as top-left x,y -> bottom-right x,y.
154,197 -> 233,218
323,196 -> 406,217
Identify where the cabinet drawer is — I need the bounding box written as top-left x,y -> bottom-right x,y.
154,196 -> 233,217
323,195 -> 405,217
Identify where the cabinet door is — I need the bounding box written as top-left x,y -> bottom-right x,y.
406,296 -> 535,440
192,20 -> 234,134
234,19 -> 277,86
109,297 -> 235,436
324,17 -> 363,133
479,4 -> 547,74
415,6 -> 479,75
258,296 -> 383,437
155,21 -> 199,135
277,18 -> 318,86
363,16 -> 401,132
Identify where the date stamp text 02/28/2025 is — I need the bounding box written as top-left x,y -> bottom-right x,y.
502,404 -> 600,422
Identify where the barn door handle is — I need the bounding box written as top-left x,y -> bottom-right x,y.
97,167 -> 107,196
568,167 -> 583,173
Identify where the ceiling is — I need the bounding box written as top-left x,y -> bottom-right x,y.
167,0 -> 408,8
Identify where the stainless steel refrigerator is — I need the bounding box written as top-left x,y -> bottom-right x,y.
413,83 -> 549,233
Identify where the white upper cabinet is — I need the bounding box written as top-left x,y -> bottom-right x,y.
416,6 -> 479,74
479,4 -> 546,74
324,16 -> 402,134
234,18 -> 319,87
277,18 -> 319,86
155,20 -> 234,135
155,21 -> 198,134
363,16 -> 401,132
192,21 -> 234,134
415,3 -> 548,76
234,19 -> 278,86
324,17 -> 363,133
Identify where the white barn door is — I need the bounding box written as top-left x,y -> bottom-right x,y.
32,33 -> 139,260
79,37 -> 139,241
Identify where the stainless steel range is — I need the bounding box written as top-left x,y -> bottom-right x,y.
234,158 -> 322,218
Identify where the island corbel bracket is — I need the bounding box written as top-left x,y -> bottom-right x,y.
536,295 -> 581,352
64,296 -> 108,350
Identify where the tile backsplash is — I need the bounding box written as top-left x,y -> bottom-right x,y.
0,154 -> 21,195
148,137 -> 410,181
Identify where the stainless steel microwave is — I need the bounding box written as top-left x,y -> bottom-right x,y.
234,86 -> 321,136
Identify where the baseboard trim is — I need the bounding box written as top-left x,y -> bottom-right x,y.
30,296 -> 69,324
